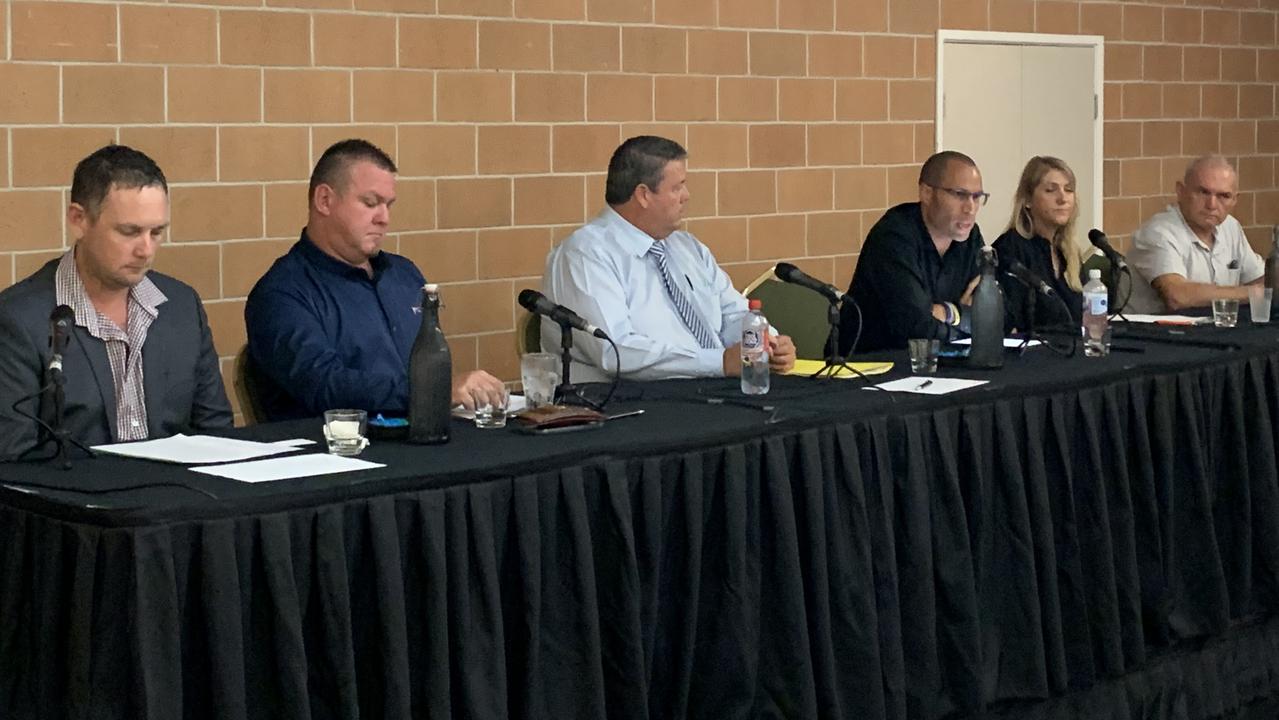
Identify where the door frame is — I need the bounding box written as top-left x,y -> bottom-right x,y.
935,29 -> 1106,230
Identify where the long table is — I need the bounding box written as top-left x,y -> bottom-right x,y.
4,321 -> 1279,720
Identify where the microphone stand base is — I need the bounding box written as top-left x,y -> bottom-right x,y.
554,383 -> 604,411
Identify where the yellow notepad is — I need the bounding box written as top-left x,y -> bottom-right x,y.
784,359 -> 894,378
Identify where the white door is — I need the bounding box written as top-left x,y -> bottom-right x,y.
938,31 -> 1103,255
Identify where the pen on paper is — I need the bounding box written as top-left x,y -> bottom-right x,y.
915,380 -> 934,390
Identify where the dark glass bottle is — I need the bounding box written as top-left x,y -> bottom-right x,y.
408,284 -> 452,444
1266,225 -> 1279,292
967,247 -> 1005,369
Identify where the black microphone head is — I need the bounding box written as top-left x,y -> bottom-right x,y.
51,304 -> 74,326
1088,228 -> 1107,245
773,262 -> 801,282
517,288 -> 545,312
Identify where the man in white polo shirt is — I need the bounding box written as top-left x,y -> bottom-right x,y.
1128,154 -> 1263,313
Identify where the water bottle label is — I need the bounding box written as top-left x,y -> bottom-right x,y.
1087,293 -> 1108,315
742,328 -> 763,350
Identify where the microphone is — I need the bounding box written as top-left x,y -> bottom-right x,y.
47,305 -> 74,378
773,262 -> 843,303
1005,260 -> 1056,298
1088,229 -> 1128,271
518,289 -> 609,340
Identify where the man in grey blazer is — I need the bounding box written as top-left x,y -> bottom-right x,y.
0,145 -> 231,461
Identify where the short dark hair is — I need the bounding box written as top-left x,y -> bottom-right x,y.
919,150 -> 978,186
70,145 -> 168,221
309,139 -> 397,200
604,136 -> 687,205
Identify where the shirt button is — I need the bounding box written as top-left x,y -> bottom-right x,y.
131,420 -> 140,427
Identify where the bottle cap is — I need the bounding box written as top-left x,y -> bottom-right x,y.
1088,269 -> 1101,280
749,299 -> 762,310
423,283 -> 439,293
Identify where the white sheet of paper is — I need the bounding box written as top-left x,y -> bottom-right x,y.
869,377 -> 989,394
950,337 -> 1043,348
452,394 -> 528,420
272,438 -> 316,447
190,454 -> 385,483
1112,314 -> 1211,325
92,434 -> 304,464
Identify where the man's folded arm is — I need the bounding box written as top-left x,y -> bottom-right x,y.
0,310 -> 45,460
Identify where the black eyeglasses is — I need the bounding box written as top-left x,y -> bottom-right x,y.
926,184 -> 990,206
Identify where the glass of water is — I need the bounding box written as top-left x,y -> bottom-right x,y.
520,352 -> 560,408
473,391 -> 510,429
323,409 -> 368,456
1248,286 -> 1273,324
907,338 -> 939,375
1212,298 -> 1239,328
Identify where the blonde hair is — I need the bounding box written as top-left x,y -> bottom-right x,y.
1006,156 -> 1085,293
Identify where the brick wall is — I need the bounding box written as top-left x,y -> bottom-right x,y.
0,0 -> 1276,422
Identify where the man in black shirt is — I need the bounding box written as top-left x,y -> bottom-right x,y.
836,151 -> 987,354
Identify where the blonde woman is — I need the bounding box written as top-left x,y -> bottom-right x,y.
993,156 -> 1090,330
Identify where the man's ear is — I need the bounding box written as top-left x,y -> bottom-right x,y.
313,184 -> 335,215
67,203 -> 88,241
634,184 -> 652,209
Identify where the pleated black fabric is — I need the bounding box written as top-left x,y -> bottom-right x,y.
3,344 -> 1279,720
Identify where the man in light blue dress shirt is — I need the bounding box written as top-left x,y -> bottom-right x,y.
542,136 -> 797,383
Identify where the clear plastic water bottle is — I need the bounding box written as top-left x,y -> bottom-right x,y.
740,299 -> 770,395
1082,269 -> 1111,357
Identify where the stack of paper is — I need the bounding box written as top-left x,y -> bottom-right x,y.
786,359 -> 894,378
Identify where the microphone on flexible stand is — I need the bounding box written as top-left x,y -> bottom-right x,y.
517,289 -> 614,410
1005,260 -> 1057,298
1088,228 -> 1133,316
770,263 -> 875,385
773,262 -> 844,303
1088,229 -> 1128,271
517,289 -> 609,340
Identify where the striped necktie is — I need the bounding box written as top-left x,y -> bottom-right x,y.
646,241 -> 718,349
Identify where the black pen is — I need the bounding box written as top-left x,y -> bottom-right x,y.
915,379 -> 934,390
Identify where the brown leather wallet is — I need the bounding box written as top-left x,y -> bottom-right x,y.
513,404 -> 605,429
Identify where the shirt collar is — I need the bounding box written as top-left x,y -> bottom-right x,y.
297,228 -> 390,280
1168,203 -> 1222,252
601,206 -> 665,259
54,248 -> 167,332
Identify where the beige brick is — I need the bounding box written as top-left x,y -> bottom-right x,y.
1262,50 -> 1279,83
1185,47 -> 1221,82
750,32 -> 806,77
204,300 -> 247,358
170,185 -> 263,242
586,74 -> 652,121
119,128 -> 217,183
265,0 -> 351,8
686,125 -> 748,169
1143,46 -> 1183,82
220,10 -> 310,66
354,70 -> 435,122
889,0 -> 937,33
1105,121 -> 1142,158
13,251 -> 67,285
12,2 -> 116,62
0,64 -> 59,124
121,5 -> 216,64
684,169 -> 716,218
264,70 -> 351,123
438,72 -> 512,122
477,126 -> 550,174
777,79 -> 834,122
398,231 -> 478,283
686,217 -> 748,262
889,80 -> 933,121
220,127 -> 310,182
220,239 -> 292,298
0,136 -> 7,190
836,0 -> 887,31
0,190 -> 65,251
915,39 -> 935,80
807,124 -> 860,166
719,77 -> 777,121
720,0 -> 776,28
438,178 -> 512,229
354,0 -> 438,13
655,76 -> 717,122
1141,121 -> 1181,157
1163,85 -> 1199,119
514,176 -> 585,225
864,36 -> 914,78
476,331 -> 521,382
168,67 -> 261,123
1222,48 -> 1257,82
315,13 -> 396,68
389,178 -> 436,232
553,24 -> 620,72
1203,10 -> 1241,45
587,0 -> 651,23
723,261 -> 776,292
516,0 -> 583,20
621,122 -> 686,145
1260,121 -> 1279,153
1163,8 -> 1202,44
1182,121 -> 1220,156
439,0 -> 511,16
12,128 -> 115,188
1241,11 -> 1276,46
397,126 -> 476,178
1036,1 -> 1079,34
833,167 -> 887,210
913,123 -> 935,163
400,18 -> 478,69
806,211 -> 860,256
688,30 -> 748,75
886,165 -> 922,205
621,27 -> 686,74
152,243 -> 220,301
1120,158 -> 1163,196
748,214 -> 806,260
781,0 -> 835,30
1104,44 -> 1142,82
1078,3 -> 1122,41
749,125 -> 806,168
989,0 -> 1034,32
778,169 -> 833,212
515,73 -> 585,122
263,182 -> 308,238
836,79 -> 888,121
1102,159 -> 1121,196
449,334 -> 480,375
718,171 -> 776,215
1102,198 -> 1142,239
862,123 -> 914,165
939,0 -> 987,31
311,126 -> 397,166
479,21 -> 551,70
1240,85 -> 1274,118
808,35 -> 861,78
63,66 -> 163,124
1122,6 -> 1163,42
1221,120 -> 1256,154
438,281 -> 514,335
1122,85 -> 1161,119
655,0 -> 714,26
552,125 -> 620,172
478,227 -> 553,279
1203,84 -> 1239,119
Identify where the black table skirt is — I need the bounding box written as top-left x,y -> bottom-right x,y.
4,341 -> 1279,719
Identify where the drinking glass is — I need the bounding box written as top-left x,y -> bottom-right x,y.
323,409 -> 368,456
907,338 -> 939,375
1248,286 -> 1273,324
1212,298 -> 1239,328
520,352 -> 561,408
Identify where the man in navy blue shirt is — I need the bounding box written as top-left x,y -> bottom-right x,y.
245,139 -> 506,421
